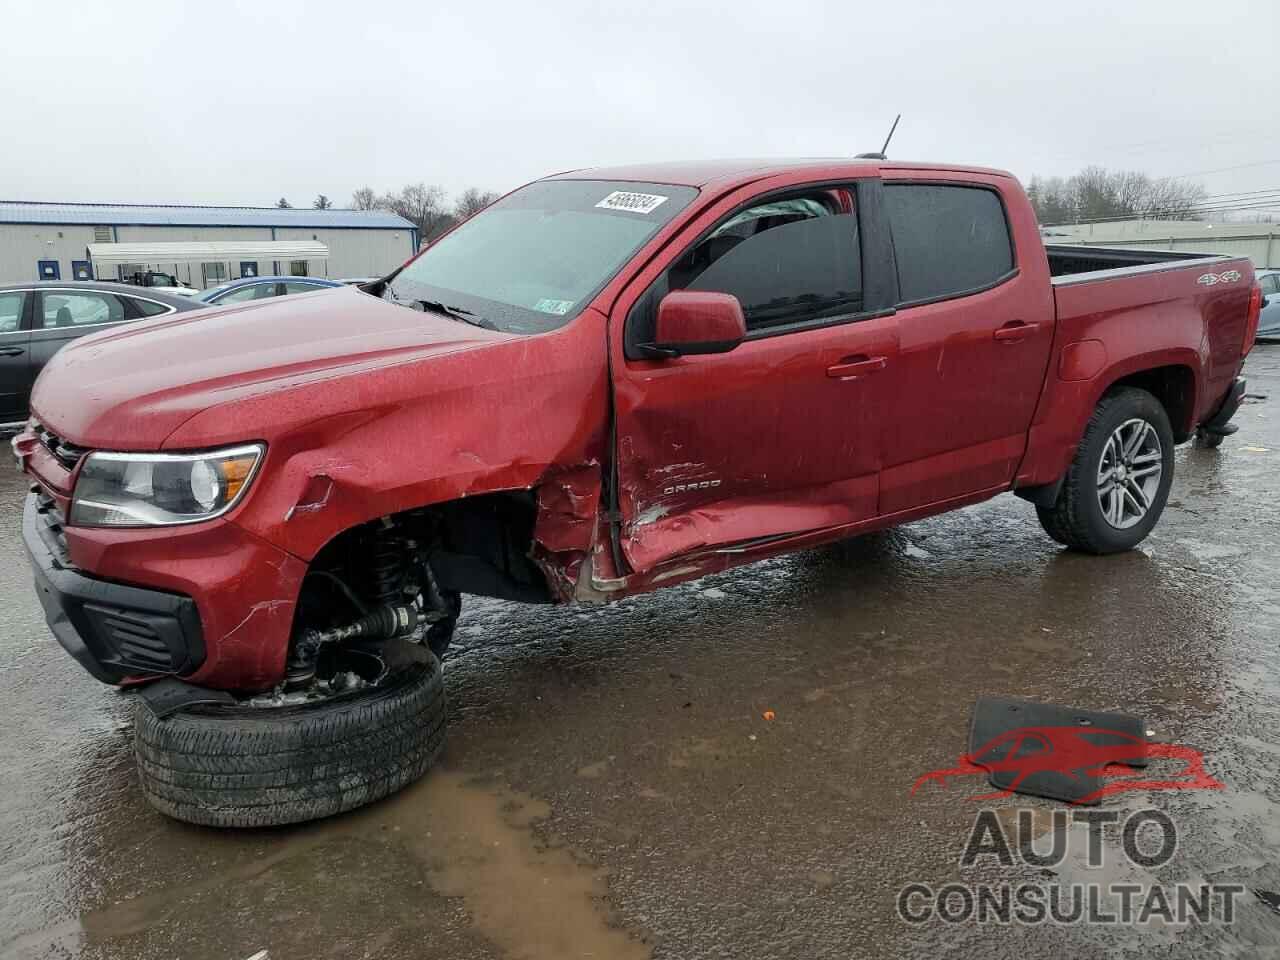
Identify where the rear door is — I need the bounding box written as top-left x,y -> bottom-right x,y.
29,289 -> 135,388
877,176 -> 1054,513
612,179 -> 899,572
0,291 -> 31,422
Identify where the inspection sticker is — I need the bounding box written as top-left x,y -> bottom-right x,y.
534,298 -> 575,315
595,191 -> 668,214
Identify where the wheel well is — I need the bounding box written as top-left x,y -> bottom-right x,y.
1106,365 -> 1196,442
306,491 -> 553,609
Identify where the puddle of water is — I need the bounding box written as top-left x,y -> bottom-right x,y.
390,771 -> 650,960
71,769 -> 649,960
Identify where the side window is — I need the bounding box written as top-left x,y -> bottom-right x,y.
0,292 -> 24,333
216,283 -> 275,304
1262,274 -> 1280,295
40,292 -> 125,328
283,281 -> 323,294
885,184 -> 1014,304
667,193 -> 862,332
132,298 -> 174,318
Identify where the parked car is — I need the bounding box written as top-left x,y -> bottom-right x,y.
0,281 -> 203,425
121,270 -> 201,297
1257,269 -> 1280,338
194,275 -> 344,306
14,159 -> 1261,828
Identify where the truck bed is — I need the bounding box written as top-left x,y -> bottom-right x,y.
1045,243 -> 1229,283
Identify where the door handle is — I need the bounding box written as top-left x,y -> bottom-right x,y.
0,347 -> 24,357
993,320 -> 1040,343
827,355 -> 888,379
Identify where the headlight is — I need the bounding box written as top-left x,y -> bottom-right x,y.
70,444 -> 265,527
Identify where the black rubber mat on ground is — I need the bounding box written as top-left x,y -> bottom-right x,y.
968,697 -> 1148,805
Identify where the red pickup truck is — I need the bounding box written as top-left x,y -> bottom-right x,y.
14,159 -> 1261,827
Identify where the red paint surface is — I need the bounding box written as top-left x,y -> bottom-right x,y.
17,159 -> 1254,691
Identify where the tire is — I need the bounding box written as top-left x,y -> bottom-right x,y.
1035,387 -> 1175,554
133,640 -> 446,828
1195,427 -> 1225,449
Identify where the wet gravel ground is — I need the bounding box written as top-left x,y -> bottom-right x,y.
3,347 -> 1280,959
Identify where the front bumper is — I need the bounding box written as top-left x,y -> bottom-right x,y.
23,492 -> 204,683
1201,376 -> 1247,437
21,485 -> 309,691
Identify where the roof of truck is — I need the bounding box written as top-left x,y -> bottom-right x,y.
545,158 -> 1014,189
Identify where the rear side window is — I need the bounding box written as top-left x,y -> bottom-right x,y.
132,298 -> 173,318
885,184 -> 1014,304
40,291 -> 126,328
1262,274 -> 1280,295
216,283 -> 276,304
0,292 -> 23,333
283,281 -> 324,294
670,191 -> 861,332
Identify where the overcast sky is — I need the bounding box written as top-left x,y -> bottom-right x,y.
3,0 -> 1276,209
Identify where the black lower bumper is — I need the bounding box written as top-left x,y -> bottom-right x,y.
22,493 -> 205,684
1201,376 -> 1247,437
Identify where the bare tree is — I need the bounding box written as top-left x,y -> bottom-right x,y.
453,188 -> 500,222
1028,168 -> 1206,226
379,183 -> 453,239
350,187 -> 378,211
276,197 -> 292,209
313,194 -> 333,210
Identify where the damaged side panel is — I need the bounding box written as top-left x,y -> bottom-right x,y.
530,462 -> 603,601
609,315 -> 897,573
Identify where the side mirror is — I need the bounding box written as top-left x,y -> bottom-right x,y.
643,290 -> 747,359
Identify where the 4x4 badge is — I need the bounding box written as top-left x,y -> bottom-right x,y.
1197,270 -> 1242,286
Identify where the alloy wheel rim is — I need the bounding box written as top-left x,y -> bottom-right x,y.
1097,418 -> 1163,530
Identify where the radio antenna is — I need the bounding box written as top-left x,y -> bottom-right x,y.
855,114 -> 902,160
879,114 -> 901,157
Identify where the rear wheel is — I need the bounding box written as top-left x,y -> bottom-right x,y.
1036,387 -> 1175,554
133,640 -> 445,828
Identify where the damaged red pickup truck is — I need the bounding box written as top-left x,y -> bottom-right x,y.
15,159 -> 1262,826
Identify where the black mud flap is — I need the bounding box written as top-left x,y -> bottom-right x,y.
1201,376 -> 1247,436
969,697 -> 1149,805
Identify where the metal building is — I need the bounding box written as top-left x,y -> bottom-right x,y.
1044,219 -> 1279,268
0,201 -> 418,288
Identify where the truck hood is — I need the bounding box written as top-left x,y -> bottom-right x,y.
30,287 -> 508,449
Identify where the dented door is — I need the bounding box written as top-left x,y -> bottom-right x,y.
610,179 -> 899,573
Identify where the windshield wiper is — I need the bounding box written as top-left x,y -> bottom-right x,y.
384,286 -> 497,330
415,299 -> 496,330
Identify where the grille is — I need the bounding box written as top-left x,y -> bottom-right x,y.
31,422 -> 91,471
32,486 -> 71,565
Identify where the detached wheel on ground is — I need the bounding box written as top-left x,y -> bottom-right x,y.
1036,386 -> 1175,554
133,640 -> 446,828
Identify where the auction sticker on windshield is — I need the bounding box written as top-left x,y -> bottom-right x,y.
534,298 -> 575,315
595,191 -> 669,214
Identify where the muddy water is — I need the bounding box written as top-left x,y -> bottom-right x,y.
2,346 -> 1280,958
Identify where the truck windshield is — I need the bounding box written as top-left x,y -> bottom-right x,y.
386,179 -> 698,334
